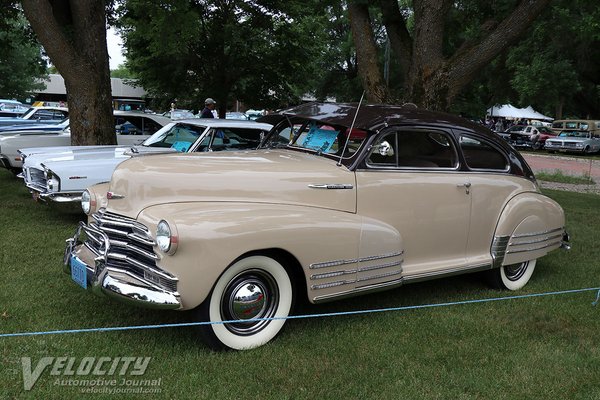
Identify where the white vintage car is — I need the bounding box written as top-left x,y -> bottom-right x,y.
20,119 -> 272,203
64,103 -> 569,350
0,111 -> 170,173
544,130 -> 600,154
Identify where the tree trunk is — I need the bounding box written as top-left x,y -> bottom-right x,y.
351,0 -> 552,111
22,0 -> 116,145
556,97 -> 564,120
378,0 -> 412,86
347,2 -> 389,103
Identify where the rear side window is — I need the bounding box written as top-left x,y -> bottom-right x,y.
367,130 -> 458,169
460,135 -> 508,171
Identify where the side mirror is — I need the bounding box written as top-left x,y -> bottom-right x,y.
375,140 -> 394,156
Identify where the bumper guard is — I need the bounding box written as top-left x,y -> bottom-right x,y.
63,222 -> 181,310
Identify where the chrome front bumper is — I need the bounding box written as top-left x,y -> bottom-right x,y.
63,222 -> 181,310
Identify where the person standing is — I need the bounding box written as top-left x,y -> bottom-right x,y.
200,98 -> 216,118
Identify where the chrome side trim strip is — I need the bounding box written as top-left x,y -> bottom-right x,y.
311,280 -> 356,290
509,233 -> 563,246
357,270 -> 402,283
357,260 -> 403,272
313,278 -> 404,303
309,259 -> 354,269
403,263 -> 491,284
511,227 -> 564,238
310,251 -> 403,270
506,240 -> 563,254
308,183 -> 354,190
359,251 -> 404,262
310,269 -> 357,280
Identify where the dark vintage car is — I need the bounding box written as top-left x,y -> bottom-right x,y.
64,103 -> 569,350
509,125 -> 557,150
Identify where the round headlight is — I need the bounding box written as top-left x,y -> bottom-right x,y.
156,220 -> 172,252
81,190 -> 91,214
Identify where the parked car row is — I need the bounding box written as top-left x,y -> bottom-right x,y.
7,103 -> 570,351
496,119 -> 600,154
19,119 -> 272,203
0,111 -> 170,174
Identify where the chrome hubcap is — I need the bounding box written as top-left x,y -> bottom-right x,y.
504,261 -> 528,281
221,269 -> 279,335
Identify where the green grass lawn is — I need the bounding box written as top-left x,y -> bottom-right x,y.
1,168 -> 599,399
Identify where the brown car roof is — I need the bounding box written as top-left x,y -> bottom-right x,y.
259,102 -> 492,137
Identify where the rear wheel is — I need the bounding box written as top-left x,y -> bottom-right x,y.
487,259 -> 537,291
195,255 -> 294,350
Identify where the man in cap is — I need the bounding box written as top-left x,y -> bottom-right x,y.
200,98 -> 216,118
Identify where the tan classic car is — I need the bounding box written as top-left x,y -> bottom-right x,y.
64,103 -> 569,350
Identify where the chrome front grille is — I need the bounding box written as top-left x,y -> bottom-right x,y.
25,167 -> 47,192
85,210 -> 178,292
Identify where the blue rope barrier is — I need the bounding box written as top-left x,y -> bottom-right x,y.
1,287 -> 599,339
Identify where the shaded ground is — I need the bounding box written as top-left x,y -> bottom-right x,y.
522,153 -> 600,195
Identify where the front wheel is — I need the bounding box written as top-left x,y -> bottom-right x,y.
487,259 -> 537,291
195,255 -> 294,350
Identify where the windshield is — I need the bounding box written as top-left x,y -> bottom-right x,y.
262,119 -> 367,159
559,130 -> 590,138
142,122 -> 205,150
142,122 -> 265,152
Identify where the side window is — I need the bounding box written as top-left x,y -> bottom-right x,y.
460,135 -> 508,170
367,130 -> 457,168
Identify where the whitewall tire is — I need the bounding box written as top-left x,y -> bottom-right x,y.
489,259 -> 537,291
197,255 -> 294,350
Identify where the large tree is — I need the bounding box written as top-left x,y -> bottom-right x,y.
116,0 -> 330,115
21,0 -> 116,145
348,0 -> 552,111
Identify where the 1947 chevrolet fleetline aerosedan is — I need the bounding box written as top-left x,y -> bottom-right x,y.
64,103 -> 569,350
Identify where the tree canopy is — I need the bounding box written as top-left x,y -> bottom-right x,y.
0,2 -> 47,99
116,0 -> 332,115
10,0 -> 599,128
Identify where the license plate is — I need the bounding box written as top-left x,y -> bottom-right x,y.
70,256 -> 88,289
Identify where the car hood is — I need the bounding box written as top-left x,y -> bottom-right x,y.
546,136 -> 590,142
25,145 -> 177,171
107,149 -> 357,218
0,123 -> 66,133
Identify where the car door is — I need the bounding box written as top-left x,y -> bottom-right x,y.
456,133 -> 527,265
355,127 -> 472,283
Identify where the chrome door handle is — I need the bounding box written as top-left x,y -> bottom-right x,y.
457,182 -> 471,194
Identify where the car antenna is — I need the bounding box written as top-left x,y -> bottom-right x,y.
337,90 -> 365,167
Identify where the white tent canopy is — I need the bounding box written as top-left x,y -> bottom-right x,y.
486,104 -> 553,121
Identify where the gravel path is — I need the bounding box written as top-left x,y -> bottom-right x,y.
522,153 -> 600,195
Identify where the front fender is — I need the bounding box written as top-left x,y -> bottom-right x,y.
493,192 -> 565,267
137,202 -> 402,309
